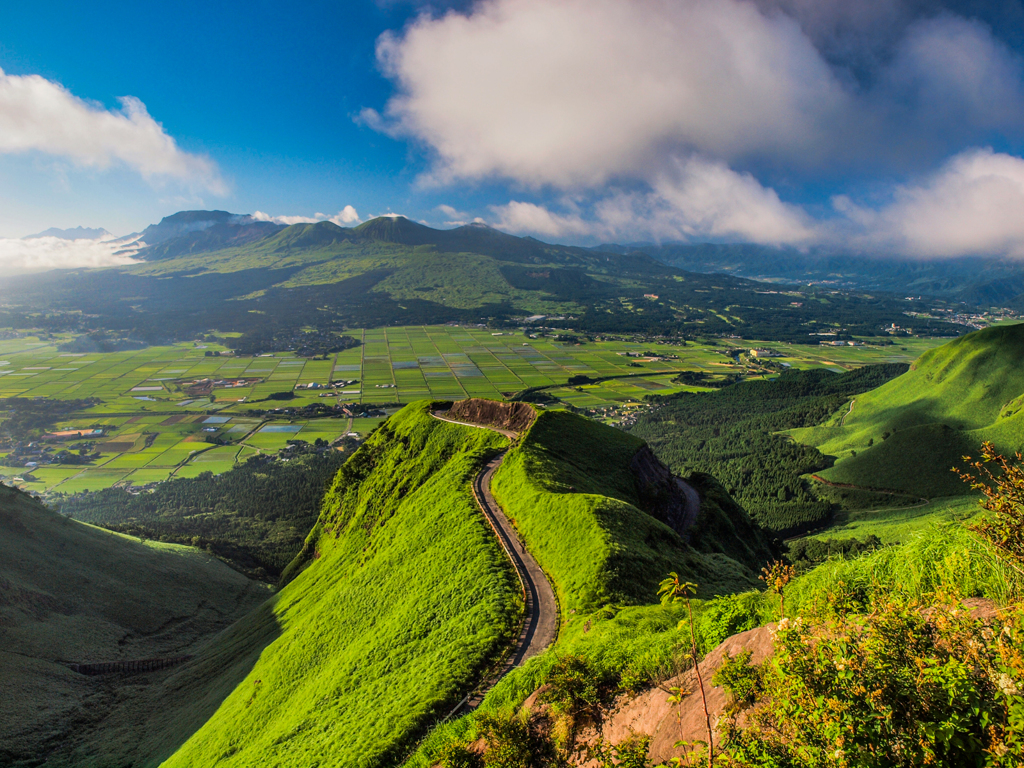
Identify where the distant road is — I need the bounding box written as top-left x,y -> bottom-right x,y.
430,411 -> 559,711
677,477 -> 701,530
840,398 -> 855,426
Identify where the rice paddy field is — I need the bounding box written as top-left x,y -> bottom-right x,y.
0,327 -> 947,494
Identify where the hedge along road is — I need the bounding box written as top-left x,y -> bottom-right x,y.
431,411 -> 559,711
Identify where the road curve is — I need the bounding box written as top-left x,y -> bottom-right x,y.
430,412 -> 559,711
676,477 -> 701,530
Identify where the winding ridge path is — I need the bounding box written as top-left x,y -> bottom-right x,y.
431,411 -> 559,712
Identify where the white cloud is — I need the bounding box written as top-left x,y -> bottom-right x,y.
492,155 -> 815,244
368,0 -> 1024,257
491,201 -> 593,239
838,148 -> 1024,258
435,203 -> 487,226
251,206 -> 361,226
0,68 -> 225,193
375,0 -> 846,187
0,236 -> 140,276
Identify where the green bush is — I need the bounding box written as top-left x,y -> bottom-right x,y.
721,595 -> 1024,767
589,733 -> 653,768
710,650 -> 760,709
541,655 -> 602,717
438,741 -> 483,768
478,711 -> 552,768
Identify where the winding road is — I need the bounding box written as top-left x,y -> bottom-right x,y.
431,411 -> 559,712
676,477 -> 701,530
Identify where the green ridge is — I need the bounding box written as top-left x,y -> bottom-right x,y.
491,411 -> 770,613
790,322 -> 1024,497
161,403 -> 517,768
0,483 -> 267,767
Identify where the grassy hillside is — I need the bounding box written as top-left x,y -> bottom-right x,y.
0,483 -> 267,767
491,410 -> 772,612
408,510 -> 1009,766
153,400 -> 769,768
629,365 -> 910,534
159,402 -> 519,768
59,450 -> 348,580
791,323 -> 1024,497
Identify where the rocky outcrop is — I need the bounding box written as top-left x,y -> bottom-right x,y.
630,446 -> 698,536
448,398 -> 537,433
571,625 -> 775,765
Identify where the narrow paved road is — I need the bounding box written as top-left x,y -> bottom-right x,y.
676,477 -> 701,530
840,398 -> 855,426
431,412 -> 559,712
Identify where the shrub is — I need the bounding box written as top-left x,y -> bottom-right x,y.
477,711 -> 554,768
541,655 -> 601,717
710,650 -> 759,709
438,741 -> 482,768
589,733 -> 653,768
720,594 -> 1024,767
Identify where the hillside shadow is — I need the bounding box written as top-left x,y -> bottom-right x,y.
65,596 -> 283,768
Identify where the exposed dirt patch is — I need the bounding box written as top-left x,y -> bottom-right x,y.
570,624 -> 776,765
449,398 -> 537,433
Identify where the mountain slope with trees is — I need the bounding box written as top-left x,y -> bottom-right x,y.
0,212 -> 967,344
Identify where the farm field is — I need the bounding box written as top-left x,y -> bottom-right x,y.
0,327 -> 950,494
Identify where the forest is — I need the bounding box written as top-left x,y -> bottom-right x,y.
0,397 -> 101,442
59,450 -> 347,580
628,364 -> 909,535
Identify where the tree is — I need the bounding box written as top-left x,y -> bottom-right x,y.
759,560 -> 795,620
658,573 -> 712,768
955,441 -> 1024,575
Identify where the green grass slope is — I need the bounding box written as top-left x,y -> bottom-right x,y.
491,410 -> 771,613
161,402 -> 519,768
792,323 -> 1024,497
0,483 -> 267,767
164,402 -> 771,768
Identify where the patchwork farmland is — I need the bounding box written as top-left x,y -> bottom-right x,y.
0,326 -> 944,494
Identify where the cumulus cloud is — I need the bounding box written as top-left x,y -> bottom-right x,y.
435,203 -> 487,226
492,155 -> 815,244
251,206 -> 361,226
837,148 -> 1024,258
372,1 -> 1024,184
368,0 -> 1024,257
375,0 -> 846,186
0,68 -> 225,193
0,236 -> 140,276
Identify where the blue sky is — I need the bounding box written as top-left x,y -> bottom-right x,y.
3,0 -> 1024,266
0,1 -> 437,235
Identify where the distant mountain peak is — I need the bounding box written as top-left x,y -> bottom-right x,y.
353,215 -> 436,243
140,210 -> 253,245
23,226 -> 111,241
135,209 -> 285,261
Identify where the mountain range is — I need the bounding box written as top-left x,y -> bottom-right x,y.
0,210 -> 968,347
601,242 -> 1024,309
23,226 -> 111,240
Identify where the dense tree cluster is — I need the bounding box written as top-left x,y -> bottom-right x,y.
59,451 -> 347,580
629,365 -> 908,535
786,534 -> 883,570
0,397 -> 101,441
229,328 -> 361,358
